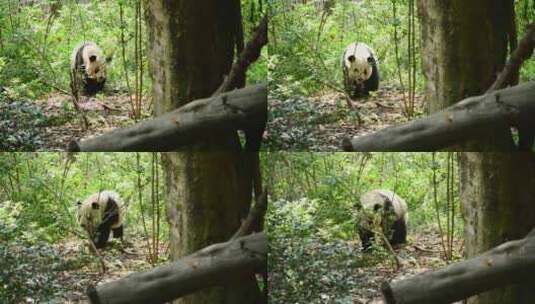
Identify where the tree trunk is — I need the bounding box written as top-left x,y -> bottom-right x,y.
417,0 -> 514,150
417,5 -> 535,303
145,0 -> 242,150
460,153 -> 535,304
145,1 -> 261,303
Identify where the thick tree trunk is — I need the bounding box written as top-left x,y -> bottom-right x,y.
161,153 -> 260,304
418,3 -> 535,303
460,153 -> 535,304
145,0 -> 242,149
417,0 -> 514,150
145,1 -> 261,303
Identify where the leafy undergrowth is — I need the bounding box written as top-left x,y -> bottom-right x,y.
266,87 -> 424,151
0,231 -> 165,303
0,91 -> 151,151
0,96 -> 48,151
269,227 -> 463,304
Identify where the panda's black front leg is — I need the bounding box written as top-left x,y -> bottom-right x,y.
391,218 -> 407,245
112,225 -> 123,240
93,228 -> 111,249
358,227 -> 375,250
352,82 -> 369,99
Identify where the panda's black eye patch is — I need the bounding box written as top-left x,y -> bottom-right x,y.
89,55 -> 97,62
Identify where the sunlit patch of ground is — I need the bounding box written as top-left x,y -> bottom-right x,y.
266,87 -> 425,151
34,92 -> 151,151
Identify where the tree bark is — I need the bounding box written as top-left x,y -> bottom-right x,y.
418,3 -> 535,304
382,228 -> 535,304
460,153 -> 535,304
87,233 -> 267,304
145,1 -> 262,303
417,0 -> 514,150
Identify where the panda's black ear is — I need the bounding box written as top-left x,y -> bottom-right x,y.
91,202 -> 100,210
348,55 -> 356,63
89,55 -> 97,62
367,56 -> 375,64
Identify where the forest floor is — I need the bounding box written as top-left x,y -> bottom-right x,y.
269,227 -> 463,304
0,92 -> 151,151
266,87 -> 425,151
6,233 -> 167,303
56,234 -> 166,303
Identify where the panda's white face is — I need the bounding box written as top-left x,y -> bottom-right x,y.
344,42 -> 375,84
83,46 -> 107,83
346,55 -> 373,84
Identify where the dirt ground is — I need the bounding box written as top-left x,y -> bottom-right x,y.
0,91 -> 151,151
52,234 -> 167,303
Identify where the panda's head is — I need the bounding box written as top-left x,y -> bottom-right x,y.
82,44 -> 109,83
357,190 -> 399,230
344,43 -> 376,84
76,200 -> 101,237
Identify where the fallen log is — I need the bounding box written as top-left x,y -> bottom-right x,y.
87,232 -> 267,304
342,81 -> 535,151
67,84 -> 267,152
381,228 -> 535,304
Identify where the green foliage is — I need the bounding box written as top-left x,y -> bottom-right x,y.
0,0 -> 266,99
264,152 -> 462,238
0,153 -> 167,244
266,152 -> 463,303
0,94 -> 48,151
0,0 -> 148,99
0,231 -> 66,303
516,0 -> 535,82
269,0 -> 535,98
243,0 -> 268,85
269,0 -> 422,98
268,199 -> 367,304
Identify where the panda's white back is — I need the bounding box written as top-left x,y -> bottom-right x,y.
81,190 -> 124,228
360,189 -> 407,222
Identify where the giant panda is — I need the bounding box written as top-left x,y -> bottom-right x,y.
76,191 -> 125,249
356,189 -> 408,250
70,42 -> 109,96
342,42 -> 379,99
